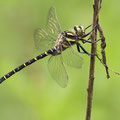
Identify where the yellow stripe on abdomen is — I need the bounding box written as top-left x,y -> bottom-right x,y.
24,64 -> 26,66
34,57 -> 38,61
45,52 -> 49,55
3,76 -> 7,80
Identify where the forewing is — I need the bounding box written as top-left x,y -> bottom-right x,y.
34,28 -> 56,53
62,46 -> 84,68
48,55 -> 68,88
46,7 -> 62,36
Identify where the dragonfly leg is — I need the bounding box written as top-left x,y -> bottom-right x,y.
79,38 -> 101,44
76,44 -> 89,54
76,42 -> 103,62
85,24 -> 92,30
76,44 -> 88,54
76,42 -> 94,55
76,43 -> 80,52
82,24 -> 98,38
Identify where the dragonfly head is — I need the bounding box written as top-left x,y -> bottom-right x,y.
74,25 -> 85,37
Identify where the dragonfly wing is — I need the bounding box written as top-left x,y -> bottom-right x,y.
34,27 -> 56,53
62,45 -> 84,68
48,55 -> 68,88
46,7 -> 62,36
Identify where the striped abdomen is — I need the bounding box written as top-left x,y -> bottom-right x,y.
0,48 -> 54,84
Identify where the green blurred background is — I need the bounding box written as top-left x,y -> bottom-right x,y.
0,0 -> 120,120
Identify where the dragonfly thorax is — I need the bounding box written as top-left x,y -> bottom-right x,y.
74,25 -> 85,37
53,33 -> 72,56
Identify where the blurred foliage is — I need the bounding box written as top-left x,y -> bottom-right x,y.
0,0 -> 120,120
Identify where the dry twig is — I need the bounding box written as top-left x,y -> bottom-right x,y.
85,0 -> 120,120
97,24 -> 110,78
85,0 -> 100,120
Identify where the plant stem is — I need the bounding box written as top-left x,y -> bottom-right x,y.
85,0 -> 100,120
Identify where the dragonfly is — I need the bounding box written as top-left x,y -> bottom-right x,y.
0,7 -> 99,87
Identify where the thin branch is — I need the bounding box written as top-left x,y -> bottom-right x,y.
97,24 -> 120,76
97,24 -> 110,78
85,0 -> 100,120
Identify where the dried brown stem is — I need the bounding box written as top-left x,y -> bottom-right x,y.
97,24 -> 110,78
85,0 -> 120,119
85,0 -> 100,120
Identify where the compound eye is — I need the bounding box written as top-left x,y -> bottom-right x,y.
77,26 -> 83,36
74,25 -> 84,36
74,25 -> 78,31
